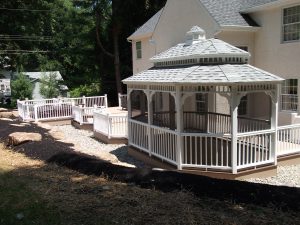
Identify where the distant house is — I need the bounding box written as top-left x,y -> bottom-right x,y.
17,71 -> 69,100
127,0 -> 300,126
0,70 -> 12,103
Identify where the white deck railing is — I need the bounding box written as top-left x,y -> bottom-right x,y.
17,95 -> 108,121
118,93 -> 127,109
73,106 -> 100,125
94,110 -> 128,139
277,124 -> 300,156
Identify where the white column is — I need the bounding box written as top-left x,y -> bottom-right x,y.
146,87 -> 153,156
270,86 -> 279,165
175,86 -> 183,170
127,89 -> 132,145
231,92 -> 238,174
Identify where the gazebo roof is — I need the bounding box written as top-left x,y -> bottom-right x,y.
123,64 -> 283,85
123,26 -> 284,86
151,38 -> 250,63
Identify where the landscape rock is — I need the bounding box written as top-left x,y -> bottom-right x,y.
8,132 -> 42,146
0,111 -> 18,119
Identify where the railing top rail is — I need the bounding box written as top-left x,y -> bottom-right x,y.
237,129 -> 275,137
278,124 -> 300,130
17,95 -> 107,105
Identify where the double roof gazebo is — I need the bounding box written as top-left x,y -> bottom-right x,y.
123,26 -> 283,175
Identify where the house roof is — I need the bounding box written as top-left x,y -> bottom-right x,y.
150,38 -> 250,62
128,0 -> 280,39
128,8 -> 164,40
123,64 -> 283,85
16,71 -> 69,91
20,71 -> 63,81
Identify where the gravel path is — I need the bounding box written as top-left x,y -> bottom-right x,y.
245,165 -> 300,187
54,125 -> 300,187
54,125 -> 145,168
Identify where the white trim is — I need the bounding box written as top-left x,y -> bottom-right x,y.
220,25 -> 260,32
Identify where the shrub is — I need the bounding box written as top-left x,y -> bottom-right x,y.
39,72 -> 60,98
11,72 -> 33,105
69,83 -> 101,97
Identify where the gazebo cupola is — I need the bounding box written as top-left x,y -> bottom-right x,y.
123,26 -> 283,175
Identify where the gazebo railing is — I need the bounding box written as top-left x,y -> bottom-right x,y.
182,133 -> 232,170
236,130 -> 274,170
150,126 -> 177,165
129,113 -> 274,172
151,111 -> 270,133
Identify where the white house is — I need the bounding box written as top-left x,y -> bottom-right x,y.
18,71 -> 68,100
127,0 -> 300,126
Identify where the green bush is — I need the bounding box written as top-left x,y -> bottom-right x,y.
69,83 -> 101,97
11,72 -> 33,105
39,72 -> 60,98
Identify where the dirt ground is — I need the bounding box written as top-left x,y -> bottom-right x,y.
0,114 -> 300,225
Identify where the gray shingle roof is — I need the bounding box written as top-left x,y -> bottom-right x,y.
123,64 -> 283,84
199,0 -> 278,26
151,38 -> 250,62
128,8 -> 164,40
128,0 -> 280,38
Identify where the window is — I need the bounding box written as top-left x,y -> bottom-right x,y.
283,5 -> 300,42
136,41 -> 142,59
281,79 -> 298,111
196,93 -> 207,112
238,96 -> 248,116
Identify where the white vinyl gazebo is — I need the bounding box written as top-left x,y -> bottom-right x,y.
123,26 -> 284,174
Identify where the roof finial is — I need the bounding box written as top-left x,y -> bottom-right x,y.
185,26 -> 206,45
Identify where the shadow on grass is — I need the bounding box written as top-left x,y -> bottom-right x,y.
1,161 -> 300,225
48,152 -> 300,212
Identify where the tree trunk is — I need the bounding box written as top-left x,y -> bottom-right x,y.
113,28 -> 122,94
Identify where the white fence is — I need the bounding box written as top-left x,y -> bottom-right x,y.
73,106 -> 100,125
94,110 -> 128,139
277,124 -> 300,156
17,95 -> 107,121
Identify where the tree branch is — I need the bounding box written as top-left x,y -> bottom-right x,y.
95,12 -> 114,58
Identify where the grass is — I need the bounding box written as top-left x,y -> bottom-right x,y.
0,142 -> 299,225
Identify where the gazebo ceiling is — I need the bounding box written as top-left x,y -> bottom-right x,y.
123,64 -> 283,85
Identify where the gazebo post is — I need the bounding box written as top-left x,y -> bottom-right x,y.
231,91 -> 239,174
270,86 -> 279,165
175,86 -> 183,170
127,89 -> 132,145
146,87 -> 153,156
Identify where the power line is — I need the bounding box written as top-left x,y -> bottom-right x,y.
0,7 -> 50,12
0,50 -> 51,54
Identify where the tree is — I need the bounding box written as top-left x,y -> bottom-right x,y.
39,72 -> 60,98
11,72 -> 33,104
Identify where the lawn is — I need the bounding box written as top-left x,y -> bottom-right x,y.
0,142 -> 299,225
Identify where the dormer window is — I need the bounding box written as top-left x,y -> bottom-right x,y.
283,5 -> 300,42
